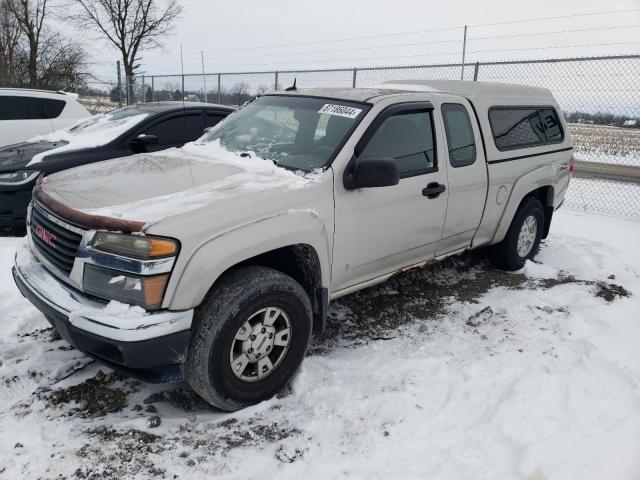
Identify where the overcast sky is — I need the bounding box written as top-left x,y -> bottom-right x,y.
81,0 -> 639,81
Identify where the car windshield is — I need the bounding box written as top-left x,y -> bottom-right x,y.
68,105 -> 150,134
199,95 -> 368,171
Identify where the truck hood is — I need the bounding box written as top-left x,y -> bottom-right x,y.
36,141 -> 319,231
0,141 -> 68,173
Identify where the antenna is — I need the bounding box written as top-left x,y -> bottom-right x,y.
285,78 -> 297,91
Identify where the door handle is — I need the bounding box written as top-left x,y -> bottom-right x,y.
422,182 -> 446,199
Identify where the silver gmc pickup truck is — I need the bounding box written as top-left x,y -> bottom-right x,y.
13,80 -> 574,411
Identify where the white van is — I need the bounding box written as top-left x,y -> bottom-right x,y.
0,89 -> 90,147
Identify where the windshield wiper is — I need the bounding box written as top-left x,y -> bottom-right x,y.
239,151 -> 308,173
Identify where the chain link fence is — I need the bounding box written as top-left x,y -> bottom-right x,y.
131,54 -> 640,219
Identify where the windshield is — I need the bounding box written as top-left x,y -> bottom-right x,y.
67,105 -> 150,134
200,95 -> 368,171
26,105 -> 151,159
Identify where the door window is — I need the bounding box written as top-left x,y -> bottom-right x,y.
145,114 -> 204,146
37,98 -> 66,119
205,113 -> 225,129
0,96 -> 31,120
360,111 -> 436,177
0,96 -> 66,120
441,103 -> 477,168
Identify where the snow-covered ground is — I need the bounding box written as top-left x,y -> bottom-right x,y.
1,209 -> 639,480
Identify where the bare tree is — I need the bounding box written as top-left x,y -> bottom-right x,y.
228,81 -> 251,105
0,0 -> 23,86
6,0 -> 47,86
3,0 -> 85,89
72,0 -> 183,102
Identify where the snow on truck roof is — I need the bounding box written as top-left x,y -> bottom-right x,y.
269,80 -> 555,104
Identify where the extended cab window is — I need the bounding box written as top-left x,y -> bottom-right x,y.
360,111 -> 435,176
442,103 -> 476,167
489,107 -> 563,151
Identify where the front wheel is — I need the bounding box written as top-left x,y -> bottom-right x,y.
489,196 -> 545,271
184,266 -> 312,411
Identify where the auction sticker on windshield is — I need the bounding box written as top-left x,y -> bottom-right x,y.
318,104 -> 362,119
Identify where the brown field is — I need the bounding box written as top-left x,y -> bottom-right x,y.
568,123 -> 640,165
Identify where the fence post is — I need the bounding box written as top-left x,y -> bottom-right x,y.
217,74 -> 221,103
116,61 -> 122,108
142,75 -> 145,103
181,74 -> 185,100
151,76 -> 155,101
275,71 -> 279,91
201,51 -> 208,103
352,68 -> 358,88
473,62 -> 479,81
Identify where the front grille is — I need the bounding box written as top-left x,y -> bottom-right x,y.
30,203 -> 84,274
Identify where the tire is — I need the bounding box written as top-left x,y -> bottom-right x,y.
184,266 -> 312,411
489,196 -> 545,271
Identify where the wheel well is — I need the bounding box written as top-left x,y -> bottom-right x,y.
223,244 -> 327,335
523,185 -> 554,239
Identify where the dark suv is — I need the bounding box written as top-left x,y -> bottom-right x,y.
0,102 -> 233,231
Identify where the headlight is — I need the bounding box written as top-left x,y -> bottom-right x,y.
91,232 -> 178,259
0,170 -> 40,186
83,264 -> 168,310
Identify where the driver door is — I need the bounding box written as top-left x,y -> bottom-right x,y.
332,102 -> 448,292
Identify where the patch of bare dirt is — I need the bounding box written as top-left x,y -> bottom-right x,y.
310,252 -> 631,352
71,416 -> 302,478
46,371 -> 138,418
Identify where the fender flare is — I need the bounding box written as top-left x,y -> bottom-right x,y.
490,164 -> 556,245
164,209 -> 332,310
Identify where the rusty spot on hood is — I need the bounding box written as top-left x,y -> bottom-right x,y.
33,179 -> 146,233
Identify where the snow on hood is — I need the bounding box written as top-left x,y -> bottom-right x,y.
41,139 -> 322,227
26,112 -> 149,166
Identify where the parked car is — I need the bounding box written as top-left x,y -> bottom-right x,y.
0,101 -> 233,230
13,81 -> 574,411
0,89 -> 90,148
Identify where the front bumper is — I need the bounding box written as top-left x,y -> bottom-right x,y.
13,246 -> 194,382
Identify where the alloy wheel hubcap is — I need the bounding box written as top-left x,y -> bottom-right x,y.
229,307 -> 292,382
517,215 -> 538,258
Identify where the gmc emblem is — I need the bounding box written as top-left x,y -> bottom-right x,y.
34,225 -> 56,247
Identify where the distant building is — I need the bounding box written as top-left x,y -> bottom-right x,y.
623,119 -> 638,128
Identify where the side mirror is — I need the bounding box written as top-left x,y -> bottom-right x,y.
344,157 -> 399,190
133,133 -> 159,146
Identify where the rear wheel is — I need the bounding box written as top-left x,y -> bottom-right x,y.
489,196 -> 545,271
184,266 -> 312,411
